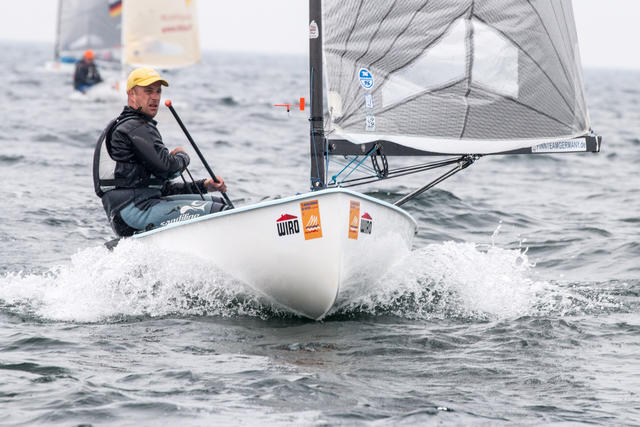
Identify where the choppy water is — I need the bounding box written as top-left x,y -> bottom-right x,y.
1,41 -> 639,425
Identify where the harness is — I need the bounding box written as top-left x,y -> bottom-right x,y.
92,116 -> 164,197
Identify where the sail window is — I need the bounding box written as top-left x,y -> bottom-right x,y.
472,19 -> 518,98
381,17 -> 518,109
381,18 -> 466,109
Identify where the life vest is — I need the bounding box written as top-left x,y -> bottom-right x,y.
92,117 -> 164,197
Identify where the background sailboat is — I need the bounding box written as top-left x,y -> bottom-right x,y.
46,0 -> 121,72
49,0 -> 200,101
121,0 -> 200,69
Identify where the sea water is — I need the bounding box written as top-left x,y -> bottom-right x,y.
1,41 -> 639,425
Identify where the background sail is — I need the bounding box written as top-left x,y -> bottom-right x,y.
56,0 -> 122,63
122,0 -> 201,68
322,0 -> 591,154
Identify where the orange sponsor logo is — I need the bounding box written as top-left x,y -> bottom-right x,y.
300,200 -> 323,240
348,200 -> 360,240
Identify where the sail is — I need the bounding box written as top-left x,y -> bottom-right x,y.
321,0 -> 591,154
122,0 -> 201,69
55,0 -> 122,63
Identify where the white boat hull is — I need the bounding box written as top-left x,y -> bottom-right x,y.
132,188 -> 417,319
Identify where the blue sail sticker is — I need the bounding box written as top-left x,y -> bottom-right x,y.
358,68 -> 374,90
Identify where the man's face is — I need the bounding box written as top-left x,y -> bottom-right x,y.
128,81 -> 162,117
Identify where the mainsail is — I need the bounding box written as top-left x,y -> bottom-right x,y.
320,0 -> 596,155
55,0 -> 122,63
122,0 -> 201,68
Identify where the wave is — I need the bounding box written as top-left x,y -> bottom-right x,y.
0,236 -> 628,324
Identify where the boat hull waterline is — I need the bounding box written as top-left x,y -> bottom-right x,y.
132,188 -> 417,320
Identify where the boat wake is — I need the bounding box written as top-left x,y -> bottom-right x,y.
67,79 -> 124,103
0,240 -> 274,323
330,241 -> 623,321
0,239 -> 623,323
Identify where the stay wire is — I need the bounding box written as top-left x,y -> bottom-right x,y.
328,156 -> 465,188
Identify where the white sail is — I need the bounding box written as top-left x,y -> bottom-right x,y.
322,0 -> 591,154
122,0 -> 201,68
55,0 -> 122,63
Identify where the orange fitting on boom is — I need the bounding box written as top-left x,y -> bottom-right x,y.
274,97 -> 305,113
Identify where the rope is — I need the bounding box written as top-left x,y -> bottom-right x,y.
330,145 -> 379,186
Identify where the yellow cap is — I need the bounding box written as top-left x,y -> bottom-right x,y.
126,67 -> 169,92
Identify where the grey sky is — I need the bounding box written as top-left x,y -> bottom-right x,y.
1,0 -> 638,69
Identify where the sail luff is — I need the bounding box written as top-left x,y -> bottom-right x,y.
54,0 -> 62,60
309,0 -> 326,189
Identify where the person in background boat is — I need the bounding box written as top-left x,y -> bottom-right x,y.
73,50 -> 102,93
93,67 -> 229,237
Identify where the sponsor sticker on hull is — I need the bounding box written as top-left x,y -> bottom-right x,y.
276,214 -> 300,237
300,200 -> 323,240
360,212 -> 372,235
348,200 -> 360,240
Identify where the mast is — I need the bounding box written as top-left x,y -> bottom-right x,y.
309,0 -> 325,190
54,0 -> 62,61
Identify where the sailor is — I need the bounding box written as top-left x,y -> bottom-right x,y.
74,50 -> 102,93
93,67 -> 228,237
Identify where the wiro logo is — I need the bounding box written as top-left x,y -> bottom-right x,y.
360,212 -> 373,234
276,214 -> 300,236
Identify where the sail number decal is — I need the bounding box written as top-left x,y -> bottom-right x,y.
348,201 -> 360,240
300,200 -> 323,240
358,68 -> 374,90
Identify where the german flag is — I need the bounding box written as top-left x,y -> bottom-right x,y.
108,0 -> 122,17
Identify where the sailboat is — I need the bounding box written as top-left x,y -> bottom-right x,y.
50,0 -> 200,99
127,0 -> 601,320
47,0 -> 122,71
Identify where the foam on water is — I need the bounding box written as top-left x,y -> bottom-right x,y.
331,237 -> 622,321
67,80 -> 124,103
0,239 -> 268,322
0,236 -> 621,323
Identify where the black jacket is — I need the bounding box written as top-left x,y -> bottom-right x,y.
100,106 -> 205,221
74,60 -> 102,89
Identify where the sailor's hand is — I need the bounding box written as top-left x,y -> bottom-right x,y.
170,147 -> 186,155
204,177 -> 227,193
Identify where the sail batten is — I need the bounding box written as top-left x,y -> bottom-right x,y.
322,0 -> 591,155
